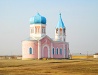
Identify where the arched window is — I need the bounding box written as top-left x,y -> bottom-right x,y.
56,28 -> 58,33
60,48 -> 62,55
44,28 -> 45,33
53,48 -> 55,55
29,47 -> 33,54
42,28 -> 44,33
63,28 -> 65,34
56,48 -> 58,55
60,28 -> 62,35
37,28 -> 38,33
38,28 -> 39,33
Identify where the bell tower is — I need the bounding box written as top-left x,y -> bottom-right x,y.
55,13 -> 66,42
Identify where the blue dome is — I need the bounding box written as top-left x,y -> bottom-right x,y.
30,13 -> 46,24
56,13 -> 65,28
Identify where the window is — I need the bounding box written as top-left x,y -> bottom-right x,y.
44,28 -> 45,33
63,28 -> 65,34
56,48 -> 58,55
42,28 -> 43,33
37,28 -> 38,33
29,47 -> 33,54
38,28 -> 39,33
56,28 -> 58,33
60,28 -> 62,35
53,48 -> 55,55
60,48 -> 62,55
42,28 -> 45,33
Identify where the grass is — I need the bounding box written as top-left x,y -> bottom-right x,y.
72,55 -> 93,59
0,59 -> 98,75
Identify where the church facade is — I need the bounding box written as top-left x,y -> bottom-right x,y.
22,13 -> 69,60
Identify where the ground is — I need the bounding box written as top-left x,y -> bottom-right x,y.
0,59 -> 98,75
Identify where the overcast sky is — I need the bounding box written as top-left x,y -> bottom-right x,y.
0,0 -> 98,55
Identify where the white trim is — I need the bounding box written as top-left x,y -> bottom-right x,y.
65,43 -> 69,58
51,43 -> 53,58
38,41 -> 41,59
63,44 -> 65,58
55,47 -> 59,55
30,24 -> 46,38
30,24 -> 46,27
65,48 -> 66,58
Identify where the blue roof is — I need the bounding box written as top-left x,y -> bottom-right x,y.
30,13 -> 46,24
56,13 -> 65,28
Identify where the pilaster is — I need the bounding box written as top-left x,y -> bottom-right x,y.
38,41 -> 41,59
63,44 -> 65,58
51,43 -> 53,58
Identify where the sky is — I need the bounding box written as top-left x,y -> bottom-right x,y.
0,0 -> 98,55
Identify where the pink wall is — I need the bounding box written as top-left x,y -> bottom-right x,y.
66,43 -> 69,58
52,42 -> 64,58
22,41 -> 38,59
40,36 -> 51,47
22,36 -> 69,59
40,36 -> 69,58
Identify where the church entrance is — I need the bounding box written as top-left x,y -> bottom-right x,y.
43,46 -> 48,58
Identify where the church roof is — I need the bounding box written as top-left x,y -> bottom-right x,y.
23,35 -> 66,43
56,13 -> 65,28
30,13 -> 46,24
23,35 -> 49,41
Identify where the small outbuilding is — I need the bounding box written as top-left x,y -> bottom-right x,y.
94,53 -> 98,58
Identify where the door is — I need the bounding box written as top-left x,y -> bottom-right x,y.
43,46 -> 48,58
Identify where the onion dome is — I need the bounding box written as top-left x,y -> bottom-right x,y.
56,13 -> 65,28
30,13 -> 46,24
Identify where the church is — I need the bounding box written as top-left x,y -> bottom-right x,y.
22,13 -> 69,60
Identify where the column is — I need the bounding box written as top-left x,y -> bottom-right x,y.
34,26 -> 35,34
40,26 -> 42,37
67,43 -> 69,58
48,47 -> 50,58
51,43 -> 53,58
63,44 -> 65,58
58,29 -> 60,41
62,29 -> 64,41
38,41 -> 41,59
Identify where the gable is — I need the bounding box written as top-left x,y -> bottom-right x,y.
39,35 -> 53,45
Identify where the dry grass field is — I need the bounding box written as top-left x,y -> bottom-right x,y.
72,55 -> 93,59
0,59 -> 98,75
